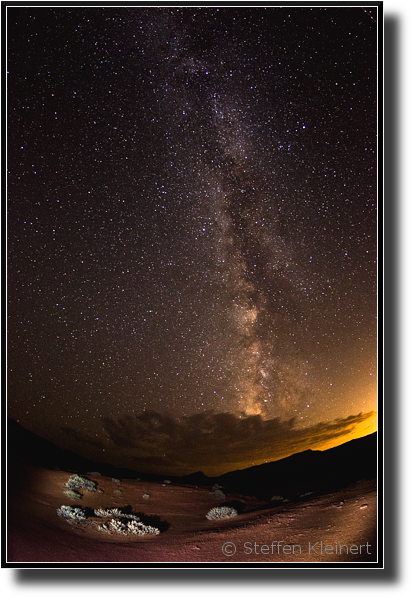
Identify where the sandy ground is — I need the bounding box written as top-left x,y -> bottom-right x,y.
7,463 -> 377,564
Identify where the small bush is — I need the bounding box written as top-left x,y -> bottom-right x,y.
58,505 -> 160,535
271,495 -> 284,502
210,485 -> 225,499
63,489 -> 82,501
57,505 -> 86,522
64,474 -> 96,493
97,517 -> 160,536
94,508 -> 122,517
214,489 -> 226,500
142,493 -> 150,499
126,520 -> 160,536
112,478 -> 121,483
206,506 -> 238,520
123,519 -> 159,535
110,519 -> 125,534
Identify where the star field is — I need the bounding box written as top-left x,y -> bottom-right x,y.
7,6 -> 378,471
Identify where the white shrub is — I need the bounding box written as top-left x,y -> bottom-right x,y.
63,489 -> 82,501
59,504 -> 159,535
64,474 -> 96,493
94,508 -> 122,517
57,505 -> 86,522
206,506 -> 238,520
108,518 -> 160,536
92,508 -> 157,535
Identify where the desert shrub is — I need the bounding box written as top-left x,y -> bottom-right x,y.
100,518 -> 159,536
163,480 -> 171,484
57,505 -> 86,522
95,510 -> 160,536
59,504 -> 160,535
126,520 -> 160,536
210,485 -> 226,499
114,489 -> 122,494
93,507 -> 158,535
142,493 -> 150,499
110,519 -> 125,534
126,520 -> 144,535
271,495 -> 284,502
214,489 -> 226,500
63,489 -> 82,501
64,474 -> 96,493
206,506 -> 238,520
112,478 -> 121,483
94,508 -> 141,521
94,508 -> 122,517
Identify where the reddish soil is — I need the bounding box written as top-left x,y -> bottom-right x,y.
7,462 -> 377,564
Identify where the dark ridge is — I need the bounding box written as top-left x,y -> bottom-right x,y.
217,433 -> 377,499
7,418 -> 142,480
7,418 -> 376,499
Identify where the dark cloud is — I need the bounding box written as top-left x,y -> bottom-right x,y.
61,410 -> 376,476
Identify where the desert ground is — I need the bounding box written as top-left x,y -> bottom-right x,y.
7,462 -> 377,564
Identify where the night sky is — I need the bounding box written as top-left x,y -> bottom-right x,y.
7,6 -> 378,476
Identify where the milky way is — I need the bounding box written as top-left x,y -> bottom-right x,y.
8,6 -> 378,468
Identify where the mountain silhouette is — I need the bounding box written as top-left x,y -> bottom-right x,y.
217,433 -> 377,499
7,418 -> 377,499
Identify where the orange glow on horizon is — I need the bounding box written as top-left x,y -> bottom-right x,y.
311,411 -> 378,453
201,411 -> 378,476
